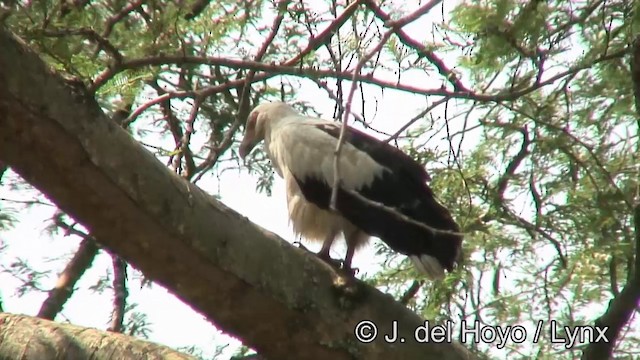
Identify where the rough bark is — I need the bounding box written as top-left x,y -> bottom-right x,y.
0,28 -> 475,360
0,313 -> 195,360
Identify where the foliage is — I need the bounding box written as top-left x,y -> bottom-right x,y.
0,0 -> 639,359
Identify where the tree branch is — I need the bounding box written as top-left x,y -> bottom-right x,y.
41,28 -> 123,64
399,280 -> 424,305
632,35 -> 640,131
581,35 -> 640,360
37,222 -> 99,320
90,47 -> 625,107
363,0 -> 468,92
192,0 -> 289,182
0,313 -> 195,359
0,28 -> 475,360
331,0 -> 442,211
581,205 -> 640,360
108,255 -> 127,333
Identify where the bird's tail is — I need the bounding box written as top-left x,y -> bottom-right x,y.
410,254 -> 445,280
410,196 -> 463,279
409,230 -> 463,279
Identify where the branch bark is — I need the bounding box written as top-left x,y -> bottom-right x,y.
0,313 -> 195,360
37,226 -> 100,320
108,255 -> 127,333
0,28 -> 475,360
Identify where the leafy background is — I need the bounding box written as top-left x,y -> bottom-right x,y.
1,0 -> 639,358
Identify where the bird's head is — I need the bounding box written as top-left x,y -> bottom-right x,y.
239,102 -> 298,160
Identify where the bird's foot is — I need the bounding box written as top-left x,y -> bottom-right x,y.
317,252 -> 344,271
342,265 -> 359,277
293,241 -> 310,252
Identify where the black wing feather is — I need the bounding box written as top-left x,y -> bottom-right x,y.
294,123 -> 462,271
314,123 -> 431,183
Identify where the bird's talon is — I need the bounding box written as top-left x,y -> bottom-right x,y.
317,253 -> 344,270
293,241 -> 310,252
343,266 -> 359,276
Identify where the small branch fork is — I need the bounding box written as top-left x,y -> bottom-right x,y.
330,0 -> 443,211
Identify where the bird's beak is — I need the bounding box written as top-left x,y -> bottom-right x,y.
239,137 -> 255,162
239,111 -> 259,162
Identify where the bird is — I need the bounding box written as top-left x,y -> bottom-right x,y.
238,102 -> 463,279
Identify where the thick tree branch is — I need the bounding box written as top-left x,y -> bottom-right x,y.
0,313 -> 195,359
0,161 -> 6,183
0,28 -> 474,360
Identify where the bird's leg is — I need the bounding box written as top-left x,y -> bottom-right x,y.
317,233 -> 334,259
317,229 -> 343,270
342,241 -> 358,276
341,229 -> 367,276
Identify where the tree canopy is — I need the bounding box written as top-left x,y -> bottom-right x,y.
1,0 -> 639,359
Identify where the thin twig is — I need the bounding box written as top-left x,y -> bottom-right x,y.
363,0 -> 466,92
192,0 -> 288,183
41,28 -> 123,63
330,0 -> 452,210
495,127 -> 531,201
346,189 -> 463,237
179,95 -> 200,179
384,97 -> 449,143
103,0 -> 145,38
330,30 -> 395,210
